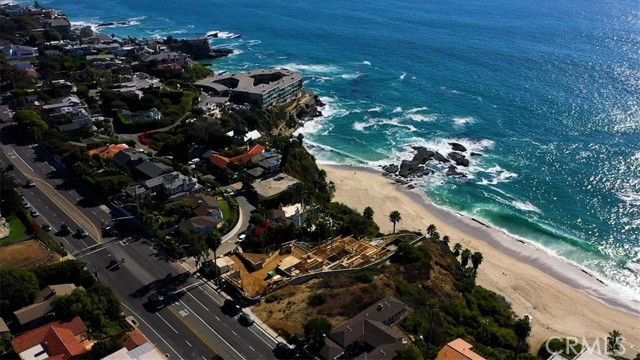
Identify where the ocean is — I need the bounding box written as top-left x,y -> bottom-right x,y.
28,0 -> 640,303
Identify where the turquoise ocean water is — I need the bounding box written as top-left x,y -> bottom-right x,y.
28,0 -> 640,303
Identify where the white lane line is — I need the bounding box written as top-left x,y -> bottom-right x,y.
156,313 -> 179,334
187,292 -> 209,311
199,287 -> 222,305
214,316 -> 220,321
11,151 -> 34,171
249,346 -> 255,352
178,300 -> 246,360
185,340 -> 192,347
120,302 -> 183,360
249,326 -> 278,347
201,357 -> 206,360
231,330 -> 238,336
92,211 -> 97,215
76,246 -> 107,257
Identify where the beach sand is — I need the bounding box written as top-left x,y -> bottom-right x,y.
320,164 -> 640,352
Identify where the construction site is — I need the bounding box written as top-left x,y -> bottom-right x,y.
218,235 -> 399,296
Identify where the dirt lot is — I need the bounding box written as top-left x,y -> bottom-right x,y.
0,240 -> 57,269
230,253 -> 291,296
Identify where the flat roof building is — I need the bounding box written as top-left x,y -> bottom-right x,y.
196,69 -> 303,108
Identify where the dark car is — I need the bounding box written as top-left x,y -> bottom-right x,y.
147,293 -> 166,311
26,179 -> 35,187
273,342 -> 295,359
76,228 -> 88,238
6,164 -> 14,171
221,299 -> 242,316
107,259 -> 122,271
42,224 -> 52,232
238,313 -> 254,326
60,223 -> 70,234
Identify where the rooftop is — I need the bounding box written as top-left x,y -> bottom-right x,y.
196,68 -> 302,96
436,338 -> 487,360
250,173 -> 301,199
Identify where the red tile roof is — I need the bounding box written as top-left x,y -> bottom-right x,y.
123,328 -> 149,350
10,316 -> 88,357
209,144 -> 265,168
89,143 -> 129,157
436,338 -> 486,360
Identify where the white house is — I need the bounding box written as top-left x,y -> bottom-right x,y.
1,45 -> 39,60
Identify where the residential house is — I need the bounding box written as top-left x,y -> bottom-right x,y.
0,105 -> 13,123
49,17 -> 71,35
226,129 -> 262,144
282,203 -> 306,226
172,193 -> 223,233
113,148 -> 149,167
209,144 -> 265,169
10,316 -> 90,360
139,51 -> 191,68
0,317 -> 9,333
134,160 -> 173,179
120,108 -> 162,123
1,45 -> 39,60
14,62 -> 38,77
130,171 -> 197,197
320,296 -> 409,360
103,342 -> 166,360
178,216 -> 219,234
57,118 -> 93,135
436,339 -> 486,360
13,284 -> 78,328
51,80 -> 76,96
250,173 -> 301,200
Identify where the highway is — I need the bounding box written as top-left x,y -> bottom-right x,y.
0,126 -> 279,360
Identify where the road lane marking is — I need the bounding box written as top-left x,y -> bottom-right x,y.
214,316 -> 220,321
249,346 -> 255,352
177,300 -> 246,360
185,340 -> 192,347
199,287 -> 222,305
10,150 -> 34,171
166,306 -> 228,358
119,302 -> 183,360
187,292 -> 209,311
249,326 -> 278,347
231,330 -> 238,336
156,313 -> 178,334
76,246 -> 107,257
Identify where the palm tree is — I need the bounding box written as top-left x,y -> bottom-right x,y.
471,252 -> 484,270
453,243 -> 462,257
432,232 -> 440,241
514,316 -> 532,359
363,207 -> 374,221
426,224 -> 437,238
607,330 -> 623,355
442,235 -> 450,244
460,249 -> 472,268
389,211 -> 401,234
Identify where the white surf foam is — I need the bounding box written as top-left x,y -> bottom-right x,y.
206,30 -> 241,39
399,72 -> 407,81
339,72 -> 364,80
352,117 -> 418,133
362,60 -> 372,66
368,106 -> 383,113
405,113 -> 437,122
406,107 -> 428,113
392,107 -> 403,113
452,116 -> 476,126
277,63 -> 341,74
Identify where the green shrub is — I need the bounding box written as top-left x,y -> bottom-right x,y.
308,292 -> 327,307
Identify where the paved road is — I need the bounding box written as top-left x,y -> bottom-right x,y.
0,127 -> 278,359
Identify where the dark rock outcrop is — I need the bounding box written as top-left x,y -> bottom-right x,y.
433,152 -> 449,163
382,164 -> 399,174
446,165 -> 467,177
399,160 -> 420,177
448,152 -> 469,167
411,147 -> 435,164
470,152 -> 482,157
449,142 -> 467,152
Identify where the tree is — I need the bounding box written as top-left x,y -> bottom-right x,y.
304,317 -> 332,342
607,330 -> 623,355
363,206 -> 374,221
0,269 -> 38,317
471,251 -> 484,270
442,235 -> 450,244
13,109 -> 48,140
1,170 -> 22,216
460,249 -> 472,268
633,352 -> 640,360
514,316 -> 532,357
79,338 -> 123,359
389,211 -> 402,234
394,346 -> 423,360
426,224 -> 436,237
453,243 -> 462,257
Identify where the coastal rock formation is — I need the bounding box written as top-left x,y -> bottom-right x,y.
449,142 -> 467,152
433,152 -> 449,163
399,160 -> 420,177
446,165 -> 467,177
411,147 -> 435,164
382,164 -> 399,174
470,152 -> 482,156
448,152 -> 469,167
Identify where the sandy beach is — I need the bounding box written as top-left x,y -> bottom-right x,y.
320,164 -> 640,352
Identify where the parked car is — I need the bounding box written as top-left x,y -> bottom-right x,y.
42,224 -> 52,232
273,342 -> 295,359
238,313 -> 254,326
108,259 -> 122,271
22,200 -> 30,208
6,164 -> 14,170
235,233 -> 246,244
26,179 -> 35,187
60,223 -> 70,234
221,299 -> 242,316
30,209 -> 39,218
76,228 -> 88,238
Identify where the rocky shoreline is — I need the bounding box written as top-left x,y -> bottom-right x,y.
381,142 -> 482,184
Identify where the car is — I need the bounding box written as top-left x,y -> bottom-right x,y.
42,224 -> 52,232
235,233 -> 246,244
26,179 -> 35,187
60,224 -> 70,234
76,228 -> 88,238
274,342 -> 295,359
22,200 -> 30,209
107,259 -> 122,271
221,299 -> 242,316
30,209 -> 39,218
238,313 -> 254,326
6,164 -> 14,171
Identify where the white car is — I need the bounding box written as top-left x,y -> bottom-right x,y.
30,209 -> 39,218
235,233 -> 246,243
